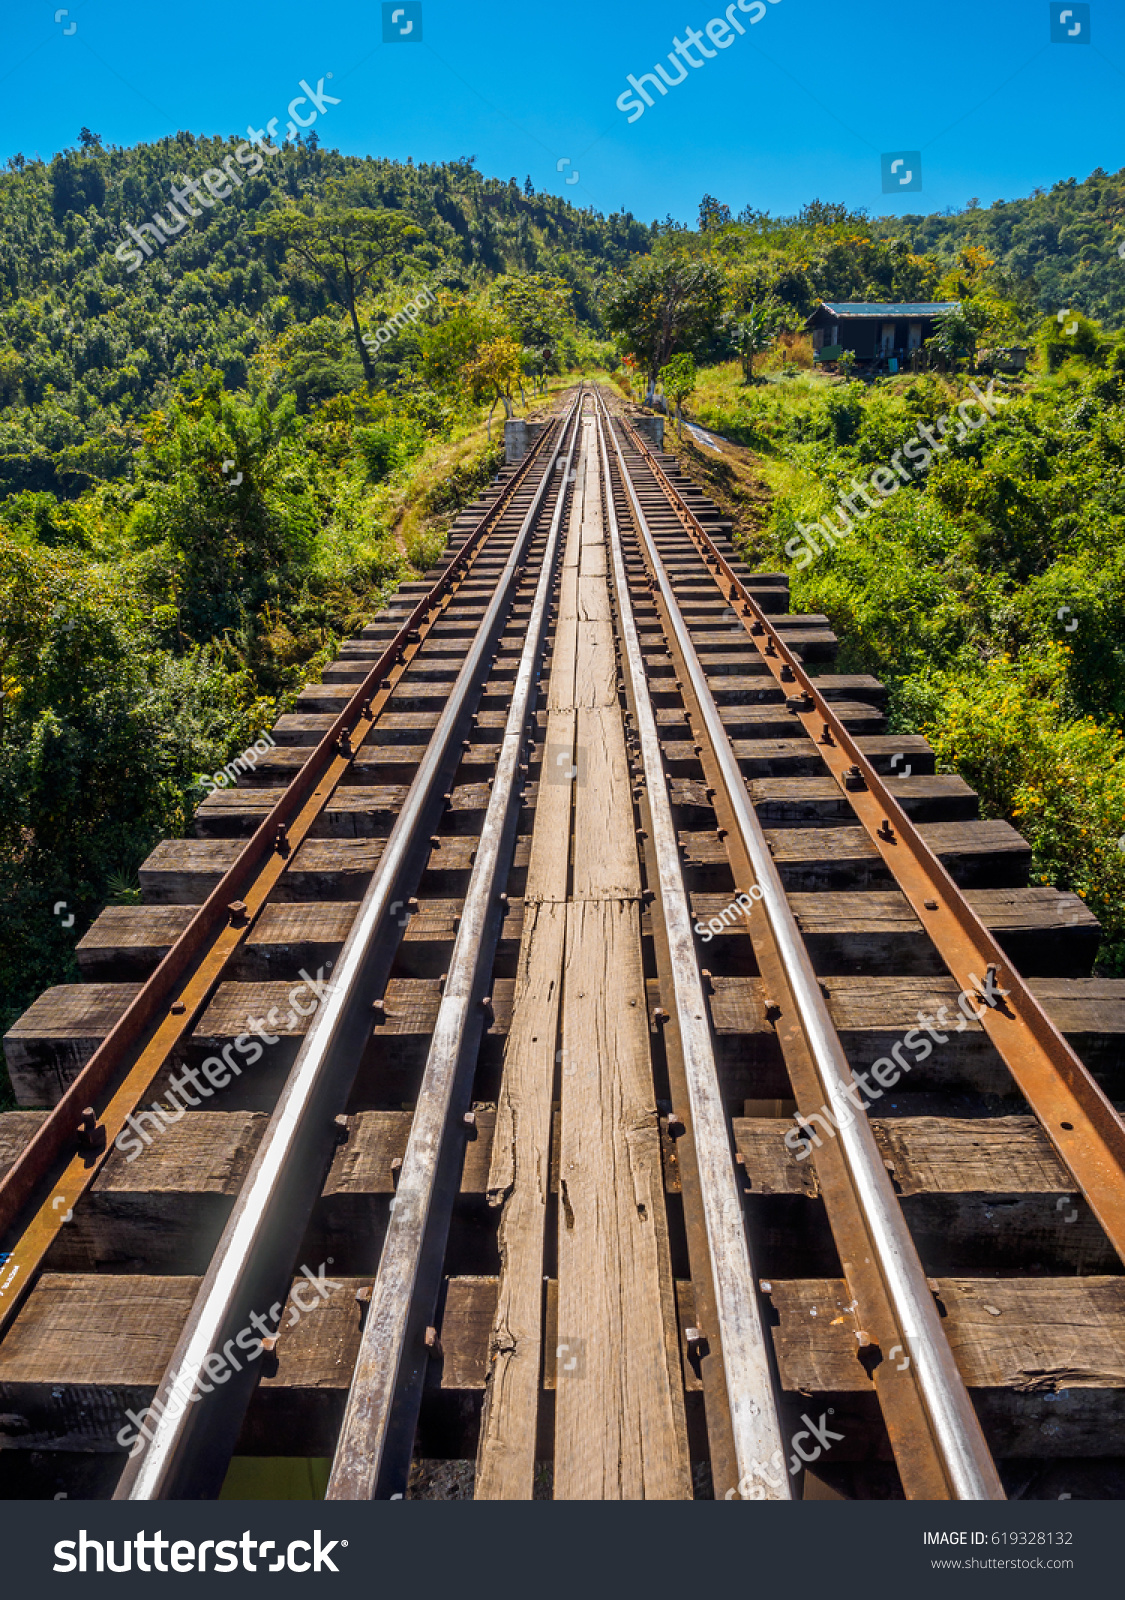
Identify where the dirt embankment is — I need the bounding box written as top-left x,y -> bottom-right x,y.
634,407 -> 776,565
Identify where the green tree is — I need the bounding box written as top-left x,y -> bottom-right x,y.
490,272 -> 572,392
465,337 -> 524,438
258,206 -> 426,383
930,299 -> 989,368
658,353 -> 697,435
698,194 -> 732,232
420,304 -> 509,395
127,384 -> 319,642
604,255 -> 724,392
731,305 -> 777,383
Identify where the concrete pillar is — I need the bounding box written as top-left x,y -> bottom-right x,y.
504,419 -> 545,464
631,416 -> 665,449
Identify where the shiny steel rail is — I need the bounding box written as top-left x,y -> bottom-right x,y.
597,390 -> 1004,1501
596,401 -> 792,1502
114,391 -> 585,1499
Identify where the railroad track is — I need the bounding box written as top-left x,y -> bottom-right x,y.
1,386 -> 1124,1503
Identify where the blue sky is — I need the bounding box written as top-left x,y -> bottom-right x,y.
2,0 -> 1123,223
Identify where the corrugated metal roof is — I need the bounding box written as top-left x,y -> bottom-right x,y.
808,301 -> 961,318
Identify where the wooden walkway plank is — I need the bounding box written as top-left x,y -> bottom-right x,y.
553,418 -> 691,1501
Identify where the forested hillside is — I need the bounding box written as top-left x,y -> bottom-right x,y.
876,168 -> 1125,331
684,167 -> 1125,333
0,133 -> 649,493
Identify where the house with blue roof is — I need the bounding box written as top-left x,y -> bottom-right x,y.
804,300 -> 961,372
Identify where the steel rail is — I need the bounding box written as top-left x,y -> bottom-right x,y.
326,394 -> 585,1499
0,410 -> 568,1341
615,409 -> 1125,1267
599,392 -> 1004,1501
596,400 -> 792,1502
115,391 -> 585,1500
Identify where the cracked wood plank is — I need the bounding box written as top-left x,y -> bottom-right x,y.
552,416 -> 691,1501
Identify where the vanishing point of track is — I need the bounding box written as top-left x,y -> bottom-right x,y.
1,387 -> 1123,1502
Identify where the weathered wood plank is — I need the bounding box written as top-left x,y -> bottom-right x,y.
750,774 -> 978,825
734,1115 -> 1115,1273
240,744 -> 504,787
705,674 -> 885,708
475,462 -> 579,1497
759,820 -> 1032,891
667,973 -> 1125,1100
689,887 -> 1100,978
75,906 -> 195,980
12,970 -> 1125,1110
78,896 -> 529,985
192,782 -> 497,840
0,1273 -> 200,1452
553,425 -> 690,1501
3,984 -> 143,1106
193,786 -> 409,839
657,703 -> 887,738
44,1111 -> 268,1274
0,1110 -> 48,1179
323,1109 -> 495,1198
138,838 -> 243,903
768,1274 -> 1125,1392
670,775 -> 977,828
7,1272 -> 1123,1459
660,734 -> 936,779
137,833 -> 532,904
0,1099 -> 498,1276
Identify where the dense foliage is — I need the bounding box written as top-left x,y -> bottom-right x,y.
686,342 -> 1125,971
600,171 -> 1125,974
879,169 -> 1125,331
